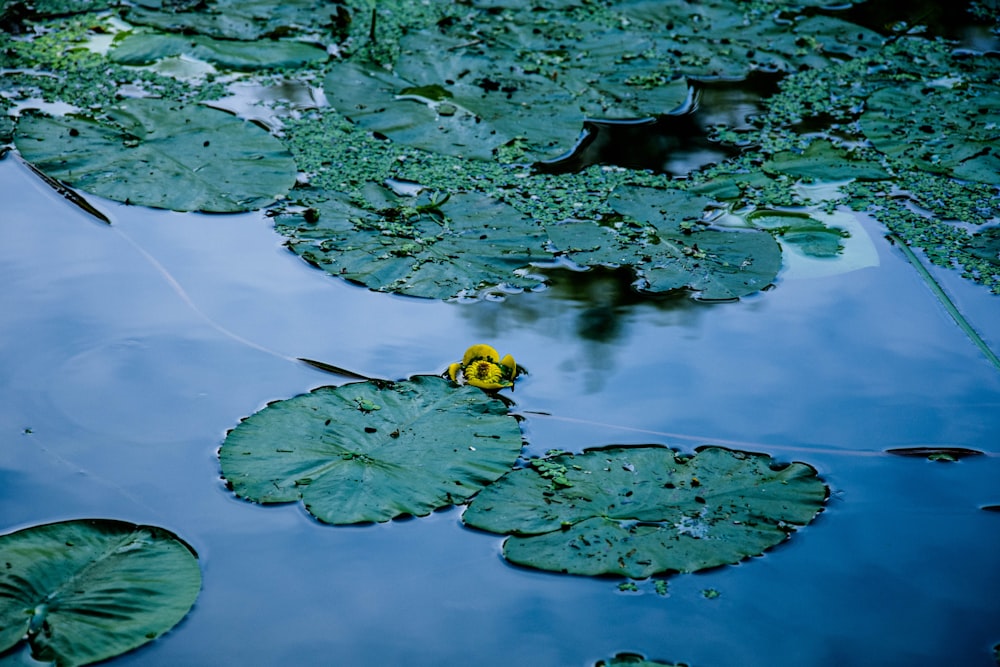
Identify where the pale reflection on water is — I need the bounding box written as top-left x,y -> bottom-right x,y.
1,153 -> 999,666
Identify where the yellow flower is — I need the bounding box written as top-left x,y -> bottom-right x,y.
448,344 -> 518,390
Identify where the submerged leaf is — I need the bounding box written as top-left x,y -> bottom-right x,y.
0,519 -> 201,667
275,186 -> 552,299
219,376 -> 524,524
14,99 -> 297,212
462,445 -> 827,578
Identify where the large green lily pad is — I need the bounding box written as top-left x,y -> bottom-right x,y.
462,446 -> 827,578
275,186 -> 552,299
219,375 -> 524,524
0,519 -> 201,667
110,32 -> 328,71
14,98 -> 297,212
546,186 -> 781,300
861,82 -> 1000,186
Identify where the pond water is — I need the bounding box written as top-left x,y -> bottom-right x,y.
2,121 -> 1000,667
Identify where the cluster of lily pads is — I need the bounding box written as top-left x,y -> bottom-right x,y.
2,0 -> 999,664
0,342 -> 829,666
4,0 -> 997,298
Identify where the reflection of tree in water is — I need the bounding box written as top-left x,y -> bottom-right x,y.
461,266 -> 706,393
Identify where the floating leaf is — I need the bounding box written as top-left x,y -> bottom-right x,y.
763,139 -> 890,182
110,32 -> 328,71
275,186 -> 552,299
219,375 -> 524,524
14,98 -> 297,213
619,3 -> 882,77
968,227 -> 1000,268
861,82 -> 1000,185
595,651 -> 687,667
462,446 -> 827,578
885,446 -> 984,461
0,519 -> 201,667
546,186 -> 781,300
748,210 -> 849,259
123,0 -> 343,41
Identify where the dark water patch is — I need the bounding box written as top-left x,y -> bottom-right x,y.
534,71 -> 784,176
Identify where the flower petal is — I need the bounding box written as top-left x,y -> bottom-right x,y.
499,354 -> 516,375
462,344 -> 500,365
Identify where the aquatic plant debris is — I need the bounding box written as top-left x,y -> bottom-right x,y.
462,445 -> 827,578
448,344 -> 519,391
219,376 -> 523,524
0,519 -> 201,667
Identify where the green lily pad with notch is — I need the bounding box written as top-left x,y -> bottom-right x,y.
219,375 -> 524,524
14,98 -> 297,212
763,139 -> 890,183
110,32 -> 328,71
546,185 -> 781,300
0,519 -> 201,667
462,445 -> 827,578
861,82 -> 1000,185
275,185 -> 552,299
748,210 -> 849,259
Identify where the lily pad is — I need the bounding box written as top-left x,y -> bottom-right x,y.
596,653 -> 687,667
747,210 -> 849,259
968,227 -> 1000,268
110,32 -> 328,71
322,30 -> 689,160
0,519 -> 201,667
546,186 -> 781,300
14,98 -> 297,212
219,375 -> 524,524
124,0 -> 344,41
462,446 -> 827,578
275,186 -> 552,299
618,3 -> 883,77
763,139 -> 890,183
861,82 -> 1000,185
